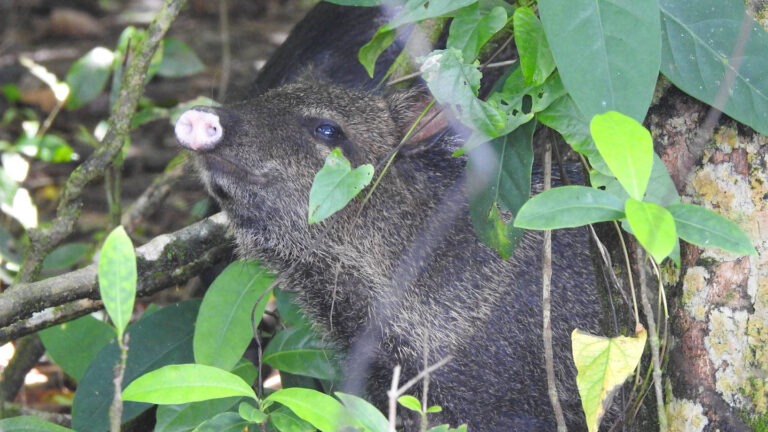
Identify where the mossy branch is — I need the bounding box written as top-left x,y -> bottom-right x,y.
17,0 -> 187,283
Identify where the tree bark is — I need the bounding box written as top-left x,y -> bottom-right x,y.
649,82 -> 767,430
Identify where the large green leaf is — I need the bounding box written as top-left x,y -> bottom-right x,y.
71,300 -> 199,432
65,47 -> 114,109
42,242 -> 90,270
385,0 -> 476,29
539,0 -> 661,122
156,38 -> 204,78
0,416 -> 75,431
668,203 -> 756,255
422,49 -> 507,137
193,412 -> 254,432
263,325 -> 340,380
514,185 -> 626,230
660,0 -> 768,135
268,406 -> 316,432
308,149 -> 374,224
98,225 -> 136,339
536,95 -> 611,175
467,120 -> 535,258
625,198 -> 677,263
39,315 -> 114,382
122,364 -> 257,404
513,7 -> 555,86
590,111 -> 654,201
336,392 -> 389,432
265,388 -> 356,432
359,26 -> 396,78
154,361 -> 257,432
447,4 -> 508,62
194,260 -> 275,371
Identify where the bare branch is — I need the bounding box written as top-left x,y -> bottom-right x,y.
0,213 -> 232,333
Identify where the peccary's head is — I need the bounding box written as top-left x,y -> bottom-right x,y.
175,79 -> 441,258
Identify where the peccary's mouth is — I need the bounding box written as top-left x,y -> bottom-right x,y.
200,153 -> 273,187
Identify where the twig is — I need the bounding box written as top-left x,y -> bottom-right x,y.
394,356 -> 453,398
387,365 -> 402,432
217,0 -> 231,101
0,299 -> 102,345
121,155 -> 191,233
0,335 -> 44,403
541,139 -> 566,431
109,333 -> 130,432
386,59 -> 517,87
635,246 -> 667,431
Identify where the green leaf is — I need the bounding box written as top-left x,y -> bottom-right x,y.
72,300 -> 200,432
660,0 -> 768,135
42,242 -> 90,270
397,395 -> 422,412
537,94 -> 611,175
265,388 -> 355,432
155,397 -> 242,432
0,416 -> 74,431
274,287 -> 309,326
336,392 -> 389,432
194,260 -> 275,371
496,67 -> 567,115
157,38 -> 205,78
539,0 -> 661,122
263,325 -> 340,380
123,364 -> 257,404
426,405 -> 443,413
668,203 -> 756,256
590,111 -> 653,201
359,26 -> 396,78
572,328 -> 647,432
624,198 -> 677,263
65,46 -> 114,109
238,402 -> 267,423
193,412 -> 253,432
422,49 -> 509,137
308,148 -> 374,224
2,83 -> 21,103
98,225 -> 136,338
447,4 -> 507,62
154,360 -> 256,432
514,186 -> 626,230
603,153 -> 680,207
39,315 -> 114,382
268,406 -> 316,432
16,134 -> 75,163
467,120 -> 535,257
385,0 -> 476,29
513,7 -> 555,86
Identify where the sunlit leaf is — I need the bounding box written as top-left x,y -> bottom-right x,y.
308,148 -> 373,224
572,328 -> 647,432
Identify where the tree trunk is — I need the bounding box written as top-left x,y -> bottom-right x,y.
648,80 -> 767,430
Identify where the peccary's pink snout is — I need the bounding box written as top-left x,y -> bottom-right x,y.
175,109 -> 223,151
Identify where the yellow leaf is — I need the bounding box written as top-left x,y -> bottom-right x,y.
571,327 -> 647,432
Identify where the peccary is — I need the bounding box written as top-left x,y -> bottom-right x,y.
175,72 -> 605,430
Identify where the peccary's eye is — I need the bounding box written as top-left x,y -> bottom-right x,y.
314,123 -> 343,141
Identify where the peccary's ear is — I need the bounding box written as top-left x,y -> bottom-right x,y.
387,90 -> 452,152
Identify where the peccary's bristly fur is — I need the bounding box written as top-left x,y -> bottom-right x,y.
184,79 -> 604,431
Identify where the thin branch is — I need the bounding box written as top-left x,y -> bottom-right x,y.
387,365 -> 402,432
541,138 -> 566,432
0,213 -> 232,334
0,299 -> 102,345
394,356 -> 453,398
636,246 -> 667,431
217,0 -> 231,101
